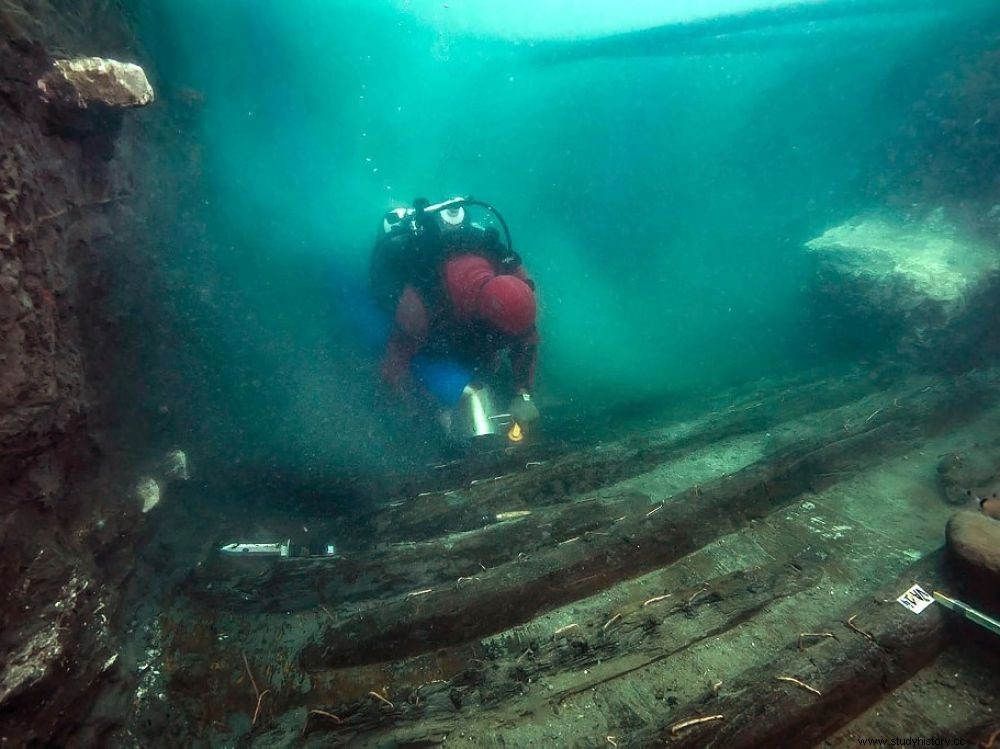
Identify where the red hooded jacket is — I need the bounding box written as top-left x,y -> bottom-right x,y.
381,253 -> 539,393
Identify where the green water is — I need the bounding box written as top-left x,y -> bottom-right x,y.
131,1 -> 998,477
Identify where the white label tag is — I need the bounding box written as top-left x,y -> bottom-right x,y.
897,584 -> 934,614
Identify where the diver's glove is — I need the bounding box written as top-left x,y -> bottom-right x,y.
509,391 -> 539,426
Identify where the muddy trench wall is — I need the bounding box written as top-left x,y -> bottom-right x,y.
871,24 -> 1000,232
0,1 -> 172,744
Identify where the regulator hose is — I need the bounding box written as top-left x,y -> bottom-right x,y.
420,196 -> 514,259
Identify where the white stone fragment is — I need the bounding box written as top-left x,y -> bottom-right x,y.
102,653 -> 119,672
161,449 -> 189,482
136,477 -> 161,514
37,57 -> 154,109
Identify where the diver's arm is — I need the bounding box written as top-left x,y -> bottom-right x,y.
508,263 -> 537,393
380,331 -> 417,389
509,326 -> 540,425
510,325 -> 539,394
380,285 -> 429,390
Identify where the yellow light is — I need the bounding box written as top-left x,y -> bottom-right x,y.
507,422 -> 524,443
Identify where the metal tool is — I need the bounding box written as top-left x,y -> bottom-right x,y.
220,540 -> 291,557
219,540 -> 340,559
453,384 -> 513,439
933,591 -> 1000,638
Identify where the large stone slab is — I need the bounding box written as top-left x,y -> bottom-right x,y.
806,210 -> 1000,363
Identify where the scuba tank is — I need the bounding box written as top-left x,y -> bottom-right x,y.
380,196 -> 520,269
371,195 -> 520,314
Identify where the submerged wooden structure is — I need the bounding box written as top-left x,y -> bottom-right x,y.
126,367 -> 1000,747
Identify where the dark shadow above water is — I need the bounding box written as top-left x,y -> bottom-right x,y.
530,0 -> 999,63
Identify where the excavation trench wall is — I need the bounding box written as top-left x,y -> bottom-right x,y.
0,4 -> 165,745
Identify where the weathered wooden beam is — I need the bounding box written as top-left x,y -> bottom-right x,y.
189,374 -> 948,614
648,551 -> 954,748
296,554 -> 823,741
300,374 -> 998,669
371,373 -> 880,543
186,492 -> 651,612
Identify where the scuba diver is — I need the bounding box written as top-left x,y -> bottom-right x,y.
369,196 -> 540,445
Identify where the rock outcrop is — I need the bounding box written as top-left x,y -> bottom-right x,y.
936,446 -> 1000,506
806,209 -> 1000,366
946,512 -> 1000,591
